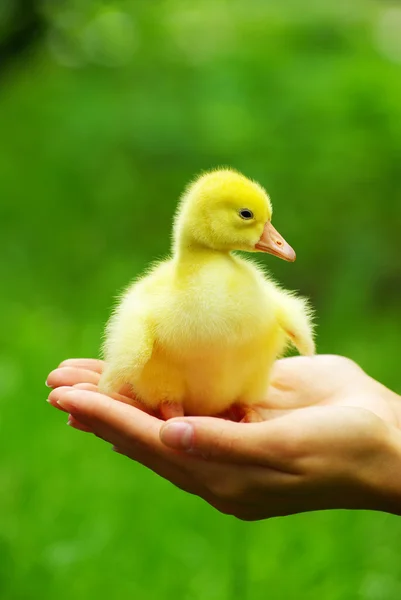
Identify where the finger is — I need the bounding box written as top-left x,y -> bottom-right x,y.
48,386 -> 71,412
48,385 -> 103,413
53,360 -> 138,402
54,388 -> 291,501
56,389 -> 297,507
110,442 -> 264,511
270,355 -> 361,392
53,388 -> 242,478
72,382 -> 132,402
111,444 -> 208,498
67,415 -> 94,433
159,417 -> 289,468
56,388 -> 216,495
55,388 -> 168,451
114,431 -> 294,505
70,382 -> 155,415
266,357 -> 322,409
49,387 -> 293,494
48,383 -> 138,413
58,359 -> 104,373
112,445 -> 240,516
46,367 -> 101,388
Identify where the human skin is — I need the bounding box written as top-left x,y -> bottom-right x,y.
46,355 -> 401,520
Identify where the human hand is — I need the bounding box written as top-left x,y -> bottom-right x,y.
46,356 -> 401,519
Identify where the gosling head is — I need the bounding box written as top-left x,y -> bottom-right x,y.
174,168 -> 296,261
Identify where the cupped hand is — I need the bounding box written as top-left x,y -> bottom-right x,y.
46,356 -> 401,519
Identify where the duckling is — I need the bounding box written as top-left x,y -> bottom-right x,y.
99,169 -> 315,421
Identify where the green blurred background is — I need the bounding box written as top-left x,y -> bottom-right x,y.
1,0 -> 401,598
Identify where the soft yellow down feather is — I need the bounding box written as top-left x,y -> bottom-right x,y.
99,169 -> 315,419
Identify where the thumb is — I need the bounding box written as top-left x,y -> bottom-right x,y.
160,417 -> 283,466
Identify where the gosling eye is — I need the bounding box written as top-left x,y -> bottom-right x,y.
239,208 -> 254,220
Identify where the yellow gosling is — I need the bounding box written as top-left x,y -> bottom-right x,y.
99,169 -> 315,421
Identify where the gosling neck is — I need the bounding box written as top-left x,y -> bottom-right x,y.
173,233 -> 231,265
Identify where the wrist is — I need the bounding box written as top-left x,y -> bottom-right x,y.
362,425 -> 401,516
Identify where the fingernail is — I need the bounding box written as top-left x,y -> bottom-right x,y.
45,380 -> 51,388
160,422 -> 194,451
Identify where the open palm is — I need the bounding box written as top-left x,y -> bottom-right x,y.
47,355 -> 401,519
259,355 -> 399,426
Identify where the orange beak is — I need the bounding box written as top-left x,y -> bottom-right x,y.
255,221 -> 296,262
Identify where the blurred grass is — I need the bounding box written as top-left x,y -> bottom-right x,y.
1,0 -> 401,598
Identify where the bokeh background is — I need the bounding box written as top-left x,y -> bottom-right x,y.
1,0 -> 401,598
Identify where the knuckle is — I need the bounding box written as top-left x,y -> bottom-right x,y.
322,355 -> 361,372
335,356 -> 359,371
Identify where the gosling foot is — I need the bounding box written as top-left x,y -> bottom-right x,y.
158,401 -> 185,420
219,404 -> 263,423
240,407 -> 264,423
